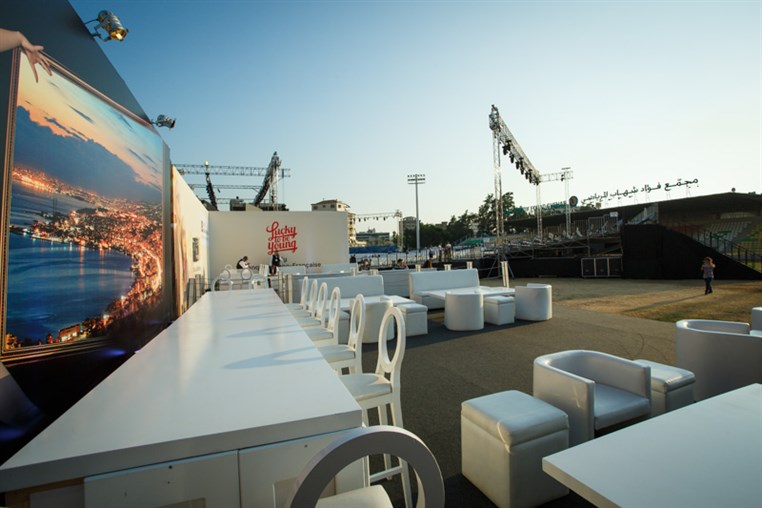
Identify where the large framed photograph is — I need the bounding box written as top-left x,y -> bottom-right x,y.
1,49 -> 167,358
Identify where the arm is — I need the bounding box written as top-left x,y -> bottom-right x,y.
0,29 -> 51,82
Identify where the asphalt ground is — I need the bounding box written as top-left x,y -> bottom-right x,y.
365,276 -> 761,507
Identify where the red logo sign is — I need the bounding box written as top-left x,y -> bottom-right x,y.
267,221 -> 298,255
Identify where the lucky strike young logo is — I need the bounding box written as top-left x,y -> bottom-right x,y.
267,221 -> 297,255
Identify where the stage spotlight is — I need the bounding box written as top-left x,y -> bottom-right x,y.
509,153 -> 515,163
152,114 -> 176,129
502,144 -> 510,156
88,11 -> 129,41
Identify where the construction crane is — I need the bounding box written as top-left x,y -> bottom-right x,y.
489,105 -> 541,250
174,154 -> 290,210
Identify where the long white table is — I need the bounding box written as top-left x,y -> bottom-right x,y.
0,289 -> 363,507
543,384 -> 762,508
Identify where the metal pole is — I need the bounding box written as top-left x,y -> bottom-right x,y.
407,174 -> 426,254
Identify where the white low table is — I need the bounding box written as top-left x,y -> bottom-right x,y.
425,286 -> 515,303
339,294 -> 414,311
0,289 -> 363,507
543,384 -> 762,508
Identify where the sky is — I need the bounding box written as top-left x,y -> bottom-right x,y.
68,0 -> 761,233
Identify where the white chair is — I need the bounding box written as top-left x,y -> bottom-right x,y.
295,282 -> 328,328
211,269 -> 233,291
304,287 -> 342,347
340,307 -> 411,507
319,294 -> 365,375
290,279 -> 318,318
675,319 -> 762,400
239,267 -> 267,289
533,350 -> 651,446
285,426 -> 444,508
286,276 -> 311,313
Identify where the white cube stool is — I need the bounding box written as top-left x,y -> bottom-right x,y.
398,303 -> 428,336
634,359 -> 695,416
484,296 -> 515,325
462,390 -> 569,508
444,291 -> 484,331
752,307 -> 762,332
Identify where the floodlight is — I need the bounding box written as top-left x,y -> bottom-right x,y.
152,114 -> 176,129
88,11 -> 129,41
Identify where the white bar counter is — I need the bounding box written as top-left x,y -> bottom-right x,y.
543,383 -> 762,508
0,289 -> 362,505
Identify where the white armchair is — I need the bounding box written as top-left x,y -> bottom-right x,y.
675,319 -> 762,401
515,283 -> 552,321
533,350 -> 651,446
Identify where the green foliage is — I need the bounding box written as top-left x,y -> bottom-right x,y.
401,191 -> 519,248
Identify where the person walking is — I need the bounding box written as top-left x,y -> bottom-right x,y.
700,256 -> 715,294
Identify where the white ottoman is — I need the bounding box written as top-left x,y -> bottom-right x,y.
634,359 -> 695,416
515,284 -> 552,321
398,303 -> 428,336
484,296 -> 515,325
462,390 -> 569,508
444,291 -> 484,331
361,298 -> 394,343
752,307 -> 762,331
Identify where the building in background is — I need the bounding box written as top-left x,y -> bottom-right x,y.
356,229 -> 391,246
311,199 -> 357,246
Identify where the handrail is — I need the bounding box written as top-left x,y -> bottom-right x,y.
664,221 -> 762,272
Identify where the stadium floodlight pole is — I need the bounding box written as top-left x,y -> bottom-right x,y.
407,173 -> 426,254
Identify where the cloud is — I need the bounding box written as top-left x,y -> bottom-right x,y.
68,105 -> 95,125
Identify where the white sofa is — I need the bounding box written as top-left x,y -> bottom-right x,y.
319,263 -> 359,274
380,268 -> 435,297
311,275 -> 385,344
312,275 -> 384,300
409,269 -> 480,310
533,350 -> 651,446
675,319 -> 762,401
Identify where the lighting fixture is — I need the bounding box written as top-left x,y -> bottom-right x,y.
152,114 -> 176,129
88,10 -> 129,42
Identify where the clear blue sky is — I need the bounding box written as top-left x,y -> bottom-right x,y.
69,0 -> 761,233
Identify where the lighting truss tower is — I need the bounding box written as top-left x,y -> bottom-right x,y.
537,168 -> 574,237
355,210 -> 404,246
175,156 -> 290,210
489,105 -> 542,248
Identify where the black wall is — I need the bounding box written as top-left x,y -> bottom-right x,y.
622,224 -> 762,280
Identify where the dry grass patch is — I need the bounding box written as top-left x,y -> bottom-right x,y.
561,281 -> 762,323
